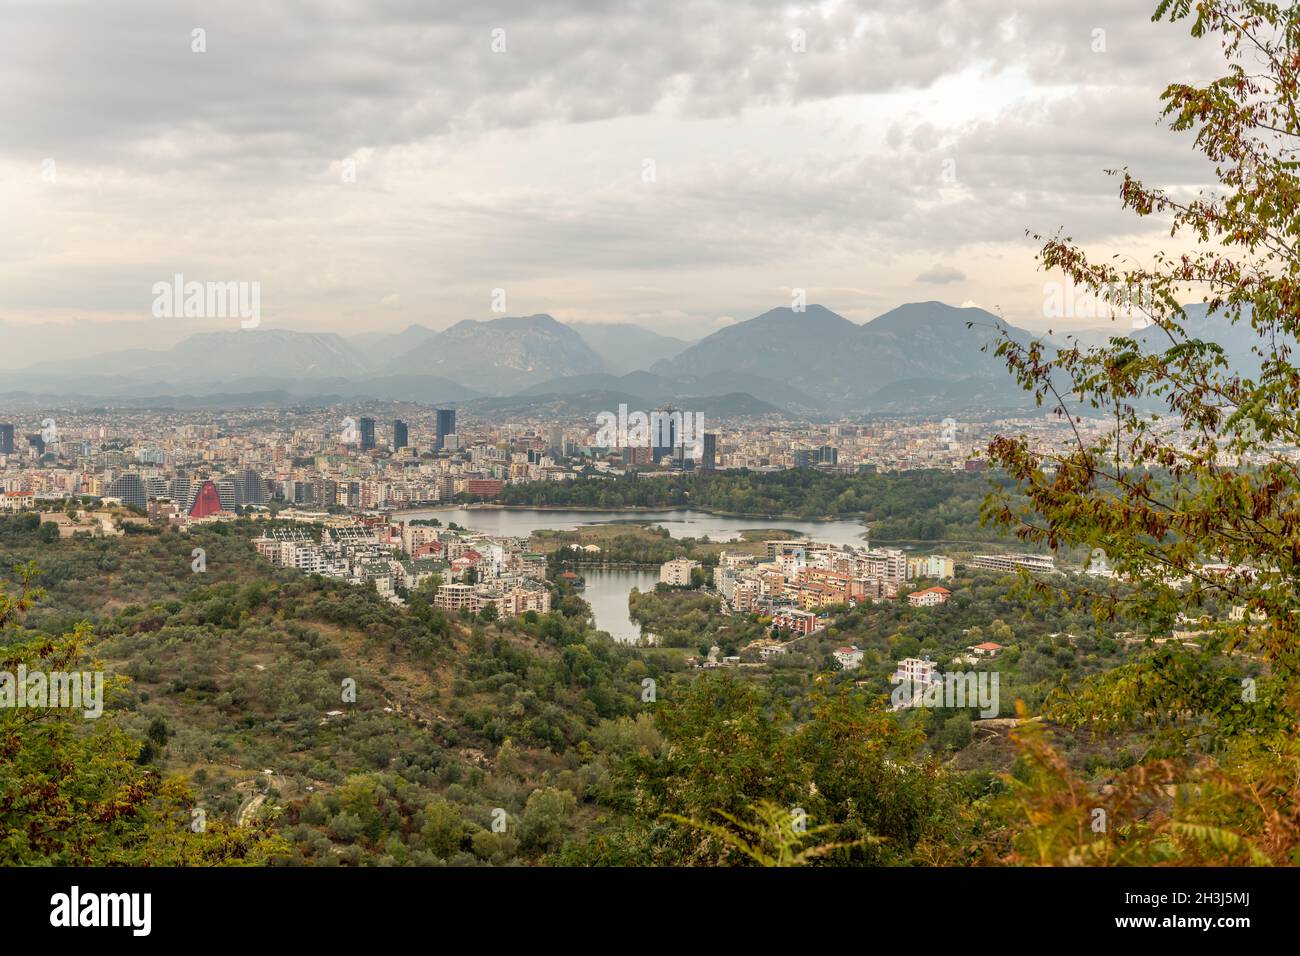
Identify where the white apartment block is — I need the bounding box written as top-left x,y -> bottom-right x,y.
660,558 -> 700,586
713,565 -> 739,600
971,553 -> 1056,574
857,548 -> 907,585
893,657 -> 938,686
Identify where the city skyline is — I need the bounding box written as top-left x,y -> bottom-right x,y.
2,0 -> 1294,901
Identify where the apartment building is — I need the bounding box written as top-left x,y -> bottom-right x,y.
971,553 -> 1057,574
908,554 -> 955,580
660,558 -> 700,586
713,565 -> 740,600
435,582 -> 479,613
772,607 -> 824,635
434,581 -> 551,617
732,579 -> 763,612
893,657 -> 938,686
857,547 -> 907,585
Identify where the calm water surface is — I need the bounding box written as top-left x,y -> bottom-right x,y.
579,567 -> 661,643
397,506 -> 871,642
401,506 -> 870,547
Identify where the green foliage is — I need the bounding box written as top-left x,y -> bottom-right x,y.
598,675 -> 964,865
502,469 -> 1010,534
981,0 -> 1300,865
665,799 -> 880,867
0,566 -> 285,865
627,588 -> 740,648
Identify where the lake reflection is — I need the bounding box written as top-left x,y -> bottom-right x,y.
578,567 -> 660,643
395,506 -> 871,643
399,506 -> 870,547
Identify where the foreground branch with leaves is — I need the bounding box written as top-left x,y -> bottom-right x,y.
982,0 -> 1300,866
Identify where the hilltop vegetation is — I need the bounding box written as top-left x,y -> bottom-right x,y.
500,468 -> 1007,537
10,0 -> 1300,870
532,523 -> 784,569
4,506 -> 1269,866
1,513 -> 665,865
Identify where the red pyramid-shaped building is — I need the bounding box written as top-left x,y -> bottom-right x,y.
190,480 -> 223,518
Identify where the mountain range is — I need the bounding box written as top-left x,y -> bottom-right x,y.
649,302 -> 1040,413
3,301 -> 1261,417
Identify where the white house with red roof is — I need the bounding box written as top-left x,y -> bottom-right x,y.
908,585 -> 951,607
832,646 -> 864,670
0,490 -> 35,511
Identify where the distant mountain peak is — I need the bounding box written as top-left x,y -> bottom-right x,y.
656,299 -> 1036,414
385,312 -> 605,392
746,303 -> 852,325
869,300 -> 993,323
446,313 -> 562,332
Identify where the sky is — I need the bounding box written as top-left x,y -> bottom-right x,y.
0,0 -> 1226,365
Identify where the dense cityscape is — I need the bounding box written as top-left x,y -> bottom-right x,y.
0,406 -> 1113,515
1,0 -> 1290,936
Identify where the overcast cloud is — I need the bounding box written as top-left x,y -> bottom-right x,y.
0,0 -> 1228,365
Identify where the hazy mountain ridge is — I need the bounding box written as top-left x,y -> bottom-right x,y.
515,370 -> 820,416
12,300 -> 1263,416
463,388 -> 781,420
354,324 -> 440,365
567,323 -> 693,375
653,301 -> 1039,413
1128,302 -> 1287,370
386,314 -> 607,390
14,329 -> 372,384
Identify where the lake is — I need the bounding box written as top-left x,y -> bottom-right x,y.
400,506 -> 871,547
397,506 -> 872,642
579,567 -> 661,643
